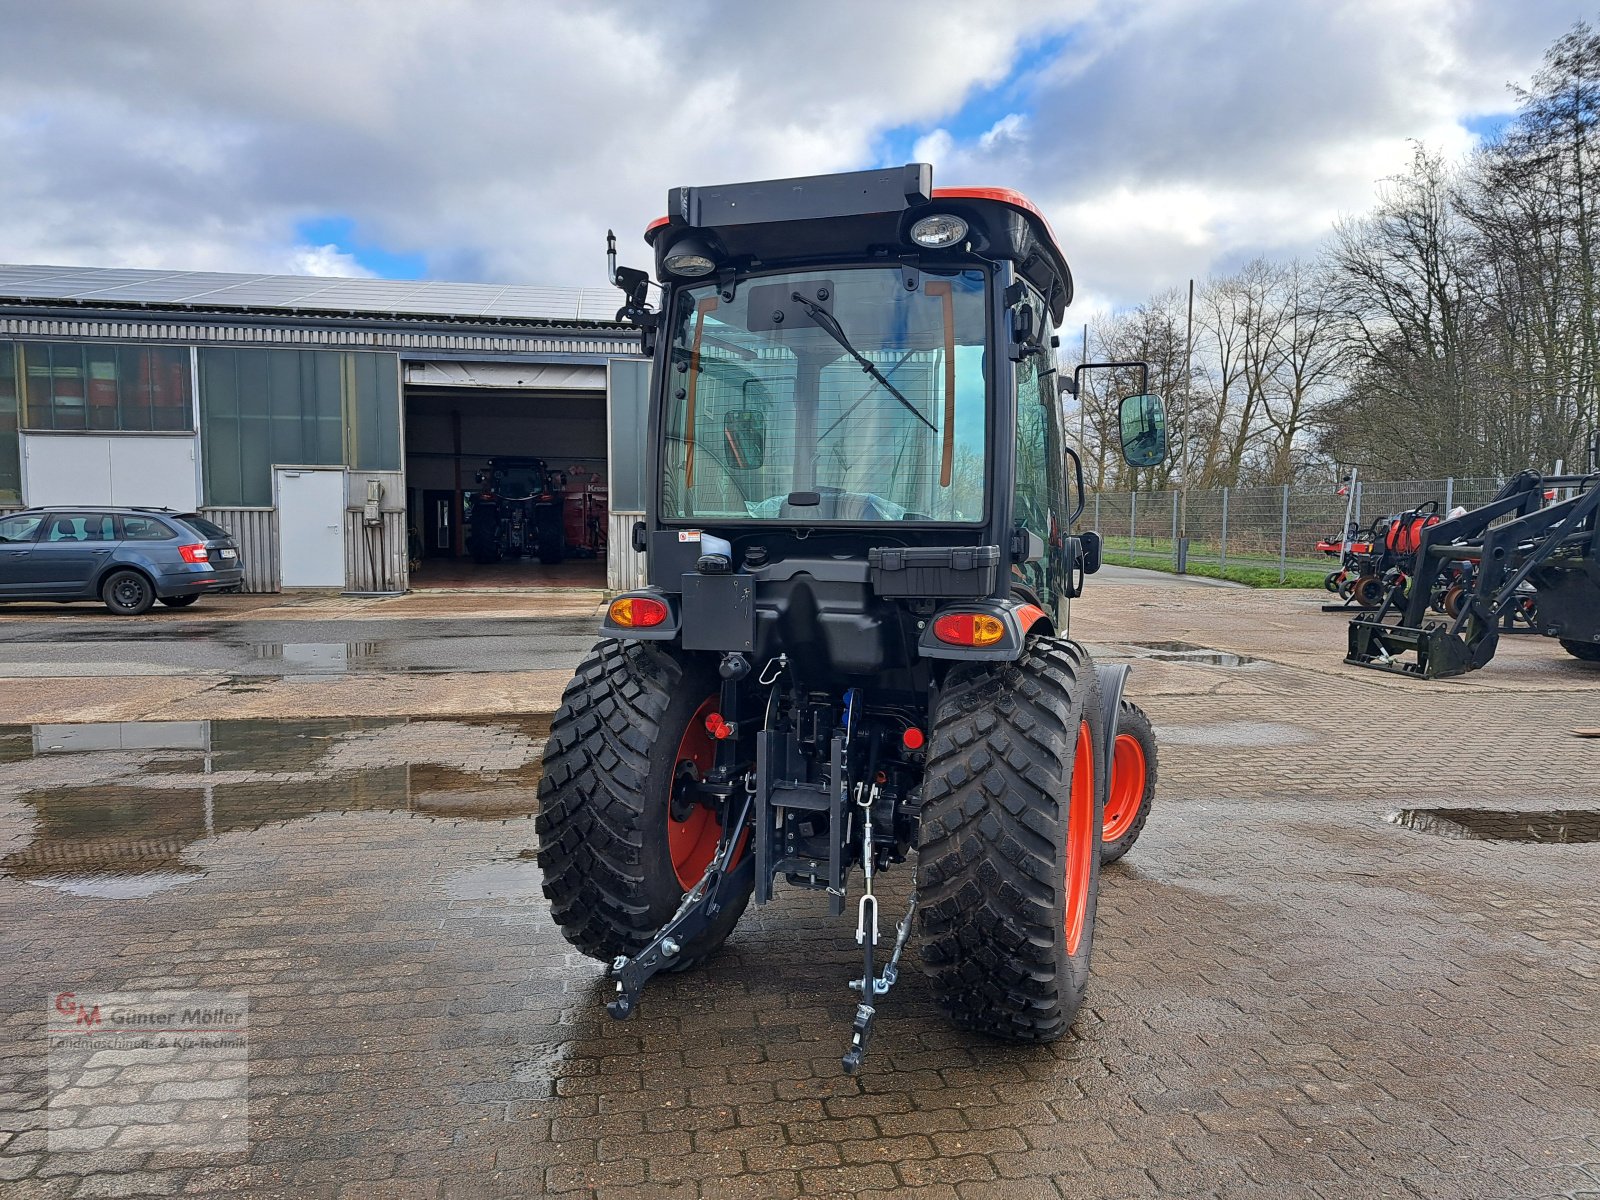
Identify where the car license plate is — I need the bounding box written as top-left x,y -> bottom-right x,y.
220,548 -> 237,559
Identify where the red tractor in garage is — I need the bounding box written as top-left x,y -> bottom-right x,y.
536,165 -> 1164,1071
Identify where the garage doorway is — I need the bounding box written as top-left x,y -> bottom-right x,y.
401,364 -> 608,590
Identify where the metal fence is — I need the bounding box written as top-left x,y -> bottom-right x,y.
1088,476 -> 1505,581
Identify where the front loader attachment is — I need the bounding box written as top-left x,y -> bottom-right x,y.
1346,616 -> 1495,679
1344,471 -> 1599,680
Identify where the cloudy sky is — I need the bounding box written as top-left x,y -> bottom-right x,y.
0,0 -> 1592,314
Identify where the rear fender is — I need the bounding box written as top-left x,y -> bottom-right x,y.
599,589 -> 681,641
1094,663 -> 1129,803
916,598 -> 1051,662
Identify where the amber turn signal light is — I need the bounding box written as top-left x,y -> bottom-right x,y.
608,596 -> 668,628
932,612 -> 1005,647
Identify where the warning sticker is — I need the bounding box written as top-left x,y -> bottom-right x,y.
678,531 -> 701,542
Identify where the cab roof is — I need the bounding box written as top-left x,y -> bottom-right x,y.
644,165 -> 1073,322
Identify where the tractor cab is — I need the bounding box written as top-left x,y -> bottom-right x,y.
538,165 -> 1166,1074
606,164 -> 1163,680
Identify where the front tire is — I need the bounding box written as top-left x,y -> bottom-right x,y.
917,637 -> 1104,1043
102,570 -> 155,615
1101,700 -> 1157,865
535,640 -> 751,969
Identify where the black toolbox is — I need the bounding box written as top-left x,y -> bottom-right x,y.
868,545 -> 1000,598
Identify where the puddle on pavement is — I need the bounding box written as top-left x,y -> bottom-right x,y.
1386,808 -> 1600,843
248,642 -> 379,674
1109,640 -> 1261,668
0,716 -> 549,897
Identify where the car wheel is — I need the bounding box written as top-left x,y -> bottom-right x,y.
102,570 -> 155,615
158,595 -> 200,608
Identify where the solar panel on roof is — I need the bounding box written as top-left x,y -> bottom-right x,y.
0,262 -> 621,324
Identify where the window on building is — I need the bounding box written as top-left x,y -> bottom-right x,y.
198,348 -> 400,507
0,342 -> 22,504
18,343 -> 193,433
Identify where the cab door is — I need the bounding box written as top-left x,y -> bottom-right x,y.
0,513 -> 45,594
32,512 -> 118,596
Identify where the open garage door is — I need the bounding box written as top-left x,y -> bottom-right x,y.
402,361 -> 609,589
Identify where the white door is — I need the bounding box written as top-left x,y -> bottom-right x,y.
276,468 -> 346,588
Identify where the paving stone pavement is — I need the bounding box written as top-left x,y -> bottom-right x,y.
0,584 -> 1595,1198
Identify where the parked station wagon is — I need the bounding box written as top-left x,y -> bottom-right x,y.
0,507 -> 244,614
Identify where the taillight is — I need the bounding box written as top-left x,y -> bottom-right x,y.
178,543 -> 210,564
608,596 -> 668,628
901,726 -> 926,751
932,612 -> 1005,647
704,712 -> 733,739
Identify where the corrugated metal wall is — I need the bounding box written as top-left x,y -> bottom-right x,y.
0,315 -> 637,358
343,511 -> 409,593
199,507 -> 279,593
607,511 -> 646,592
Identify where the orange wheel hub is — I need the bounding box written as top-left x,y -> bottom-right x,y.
1063,720 -> 1095,956
1103,731 -> 1147,843
669,697 -> 725,891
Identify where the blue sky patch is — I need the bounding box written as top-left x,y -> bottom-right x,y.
1462,111 -> 1515,144
293,216 -> 426,278
873,30 -> 1076,166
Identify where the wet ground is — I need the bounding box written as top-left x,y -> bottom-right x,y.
0,582 -> 1596,1198
0,617 -> 599,679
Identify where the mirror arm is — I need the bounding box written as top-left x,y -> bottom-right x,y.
1071,360 -> 1149,398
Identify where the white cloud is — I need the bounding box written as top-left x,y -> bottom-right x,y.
286,244 -> 375,278
0,0 -> 1590,309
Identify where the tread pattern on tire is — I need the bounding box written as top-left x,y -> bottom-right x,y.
1101,699 -> 1157,866
536,638 -> 747,968
916,636 -> 1101,1043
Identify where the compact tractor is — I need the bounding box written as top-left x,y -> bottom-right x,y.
467,456 -> 567,565
535,165 -> 1166,1071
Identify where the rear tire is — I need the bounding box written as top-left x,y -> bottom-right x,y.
1101,700 -> 1157,865
917,637 -> 1104,1043
102,570 -> 154,615
159,595 -> 200,608
1562,639 -> 1600,663
535,640 -> 751,969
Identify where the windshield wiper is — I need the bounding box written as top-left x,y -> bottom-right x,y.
790,292 -> 937,432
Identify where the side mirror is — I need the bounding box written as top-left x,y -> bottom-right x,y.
723,409 -> 767,470
1007,305 -> 1038,361
1117,393 -> 1168,468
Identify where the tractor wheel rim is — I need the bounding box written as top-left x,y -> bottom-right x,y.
1063,720 -> 1095,957
669,696 -> 725,891
1103,732 -> 1147,843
